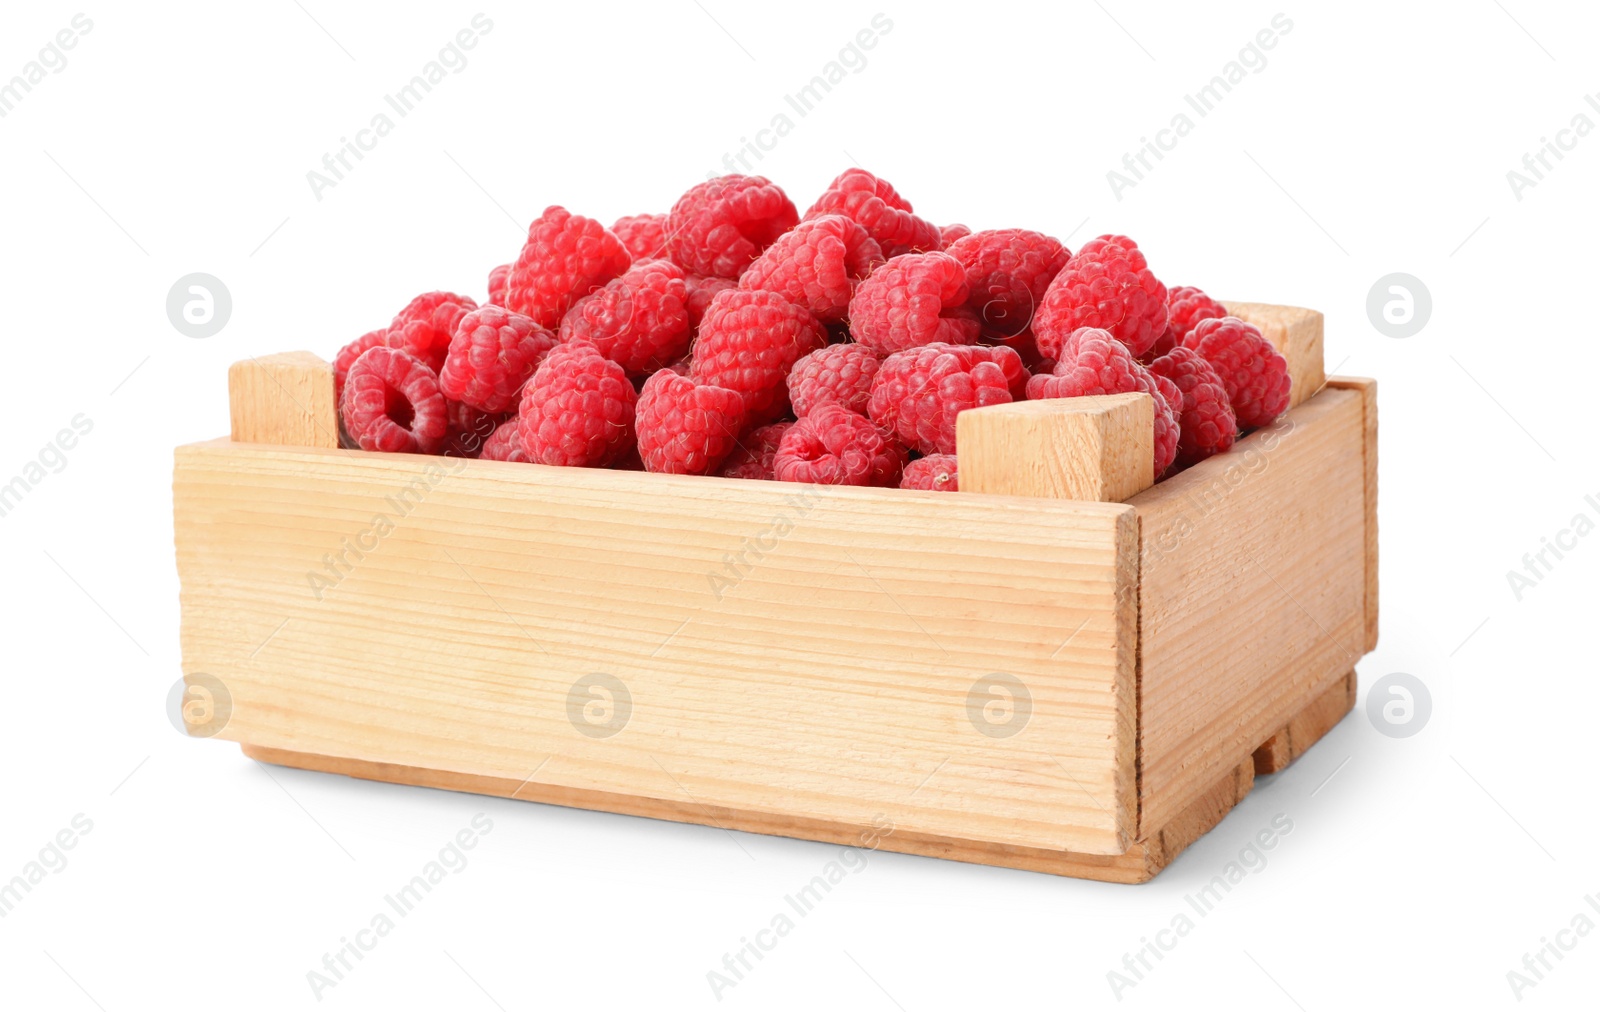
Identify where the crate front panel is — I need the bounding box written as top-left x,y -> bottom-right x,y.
174,441 -> 1139,854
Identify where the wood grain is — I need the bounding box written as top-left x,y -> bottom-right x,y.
1131,386 -> 1367,833
1253,670 -> 1356,775
228,351 -> 339,448
175,440 -> 1139,855
1327,376 -> 1379,652
1226,302 -> 1326,409
957,393 -> 1156,502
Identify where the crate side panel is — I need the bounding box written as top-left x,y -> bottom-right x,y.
1132,388 -> 1366,833
174,443 -> 1136,854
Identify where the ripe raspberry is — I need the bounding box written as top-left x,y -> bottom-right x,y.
1183,316 -> 1291,429
487,263 -> 511,306
944,229 -> 1069,342
1147,346 -> 1238,468
504,206 -> 632,329
804,168 -> 941,257
774,404 -> 907,487
335,329 -> 388,403
939,223 -> 972,247
900,454 -> 959,492
516,342 -> 637,467
634,369 -> 747,475
479,419 -> 530,462
738,214 -> 883,323
848,252 -> 982,356
438,306 -> 557,414
611,213 -> 670,260
340,346 -> 448,454
387,291 -> 478,373
787,343 -> 881,417
666,175 -> 798,279
684,274 -> 737,331
1167,286 -> 1228,346
867,343 -> 1026,455
558,259 -> 691,375
1034,235 -> 1168,359
718,421 -> 792,480
691,289 -> 826,424
1026,328 -> 1178,480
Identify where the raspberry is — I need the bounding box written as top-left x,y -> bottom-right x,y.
900,454 -> 959,491
666,175 -> 798,279
340,346 -> 448,454
504,206 -> 632,329
558,259 -> 691,375
1147,346 -> 1238,468
847,252 -> 982,356
773,404 -> 907,486
787,343 -> 881,417
718,421 -> 792,479
1025,327 -> 1178,479
738,214 -> 883,323
438,306 -> 557,414
634,370 -> 747,475
804,168 -> 941,257
335,329 -> 388,402
516,342 -> 637,467
487,263 -> 511,306
691,289 -> 826,424
1167,285 -> 1228,345
1183,316 -> 1291,429
612,213 -> 670,260
479,419 -> 530,462
442,400 -> 503,458
939,223 -> 972,247
867,343 -> 1026,455
1034,235 -> 1168,359
684,274 -> 737,331
387,291 -> 478,373
944,229 -> 1069,342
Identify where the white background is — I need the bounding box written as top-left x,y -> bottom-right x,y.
2,1 -> 1597,1008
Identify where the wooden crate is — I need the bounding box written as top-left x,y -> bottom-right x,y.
173,303 -> 1375,883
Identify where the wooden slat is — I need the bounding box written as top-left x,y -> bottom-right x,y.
1131,386 -> 1366,833
175,440 -> 1139,855
956,394 -> 1155,502
1253,670 -> 1356,775
228,351 -> 339,448
1326,376 -> 1379,651
1225,302 -> 1325,410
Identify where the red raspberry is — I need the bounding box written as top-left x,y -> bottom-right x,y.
487,263 -> 511,306
516,342 -> 637,467
684,274 -> 737,331
504,206 -> 632,329
438,306 -> 557,414
1026,327 -> 1179,480
1183,316 -> 1291,429
666,175 -> 798,279
612,213 -> 670,260
340,346 -> 448,454
558,259 -> 691,375
691,289 -> 826,424
1034,235 -> 1168,359
804,168 -> 941,257
335,329 -> 387,403
867,343 -> 1026,455
900,454 -> 959,492
387,291 -> 478,373
441,400 -> 503,458
479,419 -> 530,462
848,252 -> 982,356
634,369 -> 747,475
1147,346 -> 1238,468
718,421 -> 792,480
787,343 -> 881,417
774,404 -> 907,486
939,223 -> 972,247
1167,286 -> 1228,345
738,214 -> 883,323
944,229 -> 1069,342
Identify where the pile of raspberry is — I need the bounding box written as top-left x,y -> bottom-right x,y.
333,170 -> 1291,490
